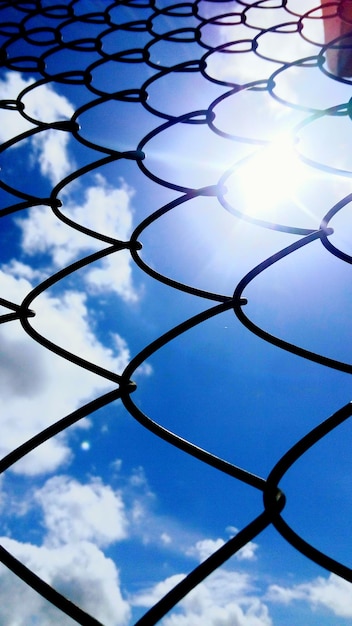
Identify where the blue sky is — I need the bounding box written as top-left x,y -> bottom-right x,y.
0,0 -> 352,624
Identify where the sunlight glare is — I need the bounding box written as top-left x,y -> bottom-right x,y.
231,134 -> 308,219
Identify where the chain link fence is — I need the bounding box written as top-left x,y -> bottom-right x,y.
0,0 -> 351,624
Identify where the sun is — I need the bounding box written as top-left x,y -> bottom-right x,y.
224,134 -> 308,221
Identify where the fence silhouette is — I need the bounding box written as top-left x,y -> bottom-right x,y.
0,0 -> 351,624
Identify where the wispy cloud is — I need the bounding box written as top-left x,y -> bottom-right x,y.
186,529 -> 258,563
267,573 -> 352,619
0,474 -> 134,625
17,174 -> 140,302
0,266 -> 134,475
35,475 -> 128,547
0,72 -> 74,184
132,569 -> 272,626
0,537 -> 130,626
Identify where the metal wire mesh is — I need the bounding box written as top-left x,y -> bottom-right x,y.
0,0 -> 351,624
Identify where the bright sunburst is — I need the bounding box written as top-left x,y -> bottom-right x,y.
226,134 -> 308,220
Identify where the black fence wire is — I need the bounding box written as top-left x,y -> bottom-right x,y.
0,0 -> 351,624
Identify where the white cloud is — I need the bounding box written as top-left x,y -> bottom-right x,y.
86,251 -> 138,303
17,175 -> 140,302
187,531 -> 258,563
226,527 -> 258,561
187,537 -> 225,562
0,537 -> 130,626
0,72 -> 74,184
161,532 -> 172,545
0,267 -> 136,475
132,573 -> 185,608
133,570 -> 272,626
0,473 -> 133,625
32,128 -> 73,186
0,468 -> 270,626
35,475 -> 128,547
235,542 -> 258,562
132,530 -> 264,624
2,259 -> 45,281
267,573 -> 352,618
111,458 -> 123,472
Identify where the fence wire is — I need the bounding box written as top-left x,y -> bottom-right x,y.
0,0 -> 351,624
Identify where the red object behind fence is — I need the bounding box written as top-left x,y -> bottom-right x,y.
322,0 -> 352,75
